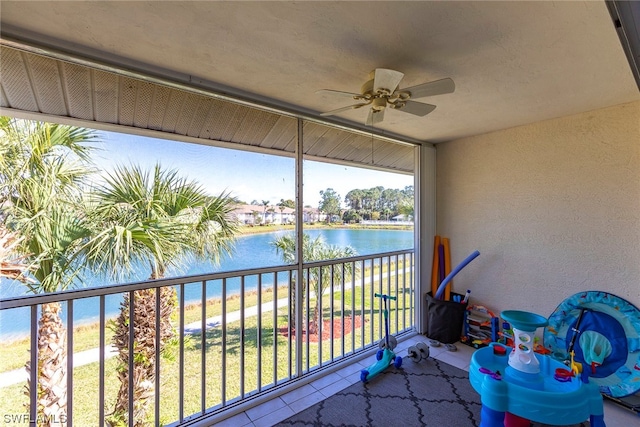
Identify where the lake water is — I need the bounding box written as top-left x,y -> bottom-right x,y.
0,228 -> 413,340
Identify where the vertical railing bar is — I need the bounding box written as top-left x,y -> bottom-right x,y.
410,253 -> 413,329
401,254 -> 406,331
391,257 -> 395,332
239,276 -> 245,398
128,291 -> 134,427
388,256 -> 393,333
305,268 -> 310,373
285,271 -> 291,381
387,256 -> 393,334
155,287 -> 161,427
340,262 -> 345,358
351,261 -> 355,354
397,255 -> 401,332
387,256 -> 392,295
408,253 -> 412,330
360,260 -> 365,350
385,257 -> 391,335
394,255 -> 399,333
378,257 -> 383,340
410,254 -> 414,323
273,273 -> 279,385
317,266 -> 323,367
329,264 -> 334,361
201,280 -> 207,414
221,279 -> 227,406
179,284 -> 185,423
370,259 -> 374,345
99,296 -> 105,426
66,300 -> 74,427
30,305 -> 37,427
396,254 -> 407,330
257,274 -> 262,392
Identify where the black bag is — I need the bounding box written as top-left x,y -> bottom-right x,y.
426,291 -> 467,344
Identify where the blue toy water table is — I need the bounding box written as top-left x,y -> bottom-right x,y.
469,310 -> 605,427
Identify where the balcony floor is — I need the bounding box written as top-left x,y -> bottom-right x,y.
216,335 -> 640,427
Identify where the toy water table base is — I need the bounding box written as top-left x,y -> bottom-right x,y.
469,310 -> 605,427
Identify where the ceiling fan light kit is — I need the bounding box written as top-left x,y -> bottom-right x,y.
318,68 -> 455,125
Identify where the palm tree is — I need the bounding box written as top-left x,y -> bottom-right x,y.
272,233 -> 357,334
0,117 -> 97,426
309,242 -> 356,333
272,233 -> 308,332
84,163 -> 238,426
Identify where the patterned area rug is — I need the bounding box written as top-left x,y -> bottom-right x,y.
276,357 -> 590,427
277,358 -> 480,426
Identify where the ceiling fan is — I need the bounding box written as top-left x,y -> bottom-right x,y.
317,68 -> 455,126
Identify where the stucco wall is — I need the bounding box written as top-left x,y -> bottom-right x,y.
435,101 -> 640,318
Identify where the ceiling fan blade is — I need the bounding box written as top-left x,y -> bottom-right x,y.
366,108 -> 385,126
373,68 -> 404,94
320,102 -> 370,116
399,78 -> 455,99
316,89 -> 362,98
396,100 -> 437,117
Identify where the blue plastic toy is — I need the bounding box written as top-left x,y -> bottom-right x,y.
544,291 -> 640,399
469,310 -> 606,427
361,293 -> 402,382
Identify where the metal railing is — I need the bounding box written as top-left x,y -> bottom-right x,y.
0,249 -> 414,426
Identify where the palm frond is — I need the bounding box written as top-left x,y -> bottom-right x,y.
0,227 -> 34,282
0,116 -> 98,293
84,163 -> 238,279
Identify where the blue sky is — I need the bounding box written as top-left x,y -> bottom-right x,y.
92,131 -> 413,207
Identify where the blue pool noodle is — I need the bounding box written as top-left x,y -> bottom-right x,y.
434,250 -> 480,300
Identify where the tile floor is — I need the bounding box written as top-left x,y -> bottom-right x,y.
215,335 -> 639,427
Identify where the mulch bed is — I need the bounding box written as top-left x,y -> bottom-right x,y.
279,316 -> 365,343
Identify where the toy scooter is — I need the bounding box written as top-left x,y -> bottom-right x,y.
360,293 -> 402,382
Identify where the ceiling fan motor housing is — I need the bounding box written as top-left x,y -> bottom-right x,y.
372,97 -> 387,111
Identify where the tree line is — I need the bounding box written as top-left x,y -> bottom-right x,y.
318,185 -> 414,223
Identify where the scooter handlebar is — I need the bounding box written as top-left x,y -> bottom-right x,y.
374,293 -> 396,301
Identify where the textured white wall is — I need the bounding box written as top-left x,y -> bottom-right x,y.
436,101 -> 640,318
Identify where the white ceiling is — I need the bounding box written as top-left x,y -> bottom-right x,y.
0,1 -> 638,144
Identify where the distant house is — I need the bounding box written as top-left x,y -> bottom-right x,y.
302,207 -> 326,223
275,206 -> 296,224
232,204 -> 295,225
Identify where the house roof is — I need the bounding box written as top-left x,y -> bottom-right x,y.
0,1 -> 638,155
232,205 -> 295,215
